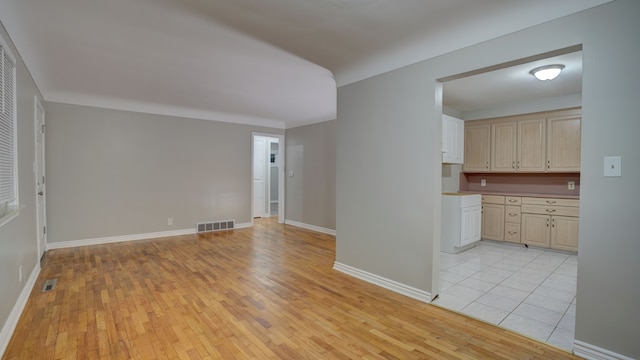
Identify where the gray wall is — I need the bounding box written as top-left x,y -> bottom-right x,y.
270,142 -> 279,202
45,102 -> 283,243
0,23 -> 42,337
337,0 -> 639,358
441,164 -> 462,193
285,120 -> 336,230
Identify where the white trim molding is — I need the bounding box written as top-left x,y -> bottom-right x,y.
573,340 -> 635,360
285,219 -> 336,236
333,262 -> 432,303
0,262 -> 40,357
47,228 -> 197,249
47,223 -> 254,250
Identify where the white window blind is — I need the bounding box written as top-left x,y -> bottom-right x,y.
0,43 -> 17,208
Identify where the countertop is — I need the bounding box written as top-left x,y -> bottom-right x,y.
457,191 -> 579,200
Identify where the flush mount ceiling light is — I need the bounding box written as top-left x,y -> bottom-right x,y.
529,64 -> 565,81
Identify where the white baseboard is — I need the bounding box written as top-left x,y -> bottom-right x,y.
0,262 -> 40,357
284,219 -> 336,236
333,262 -> 432,303
47,228 -> 197,249
47,223 -> 254,249
573,340 -> 634,360
233,222 -> 252,230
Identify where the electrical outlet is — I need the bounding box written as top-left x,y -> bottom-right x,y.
18,265 -> 23,282
568,181 -> 575,190
480,179 -> 486,187
168,218 -> 173,225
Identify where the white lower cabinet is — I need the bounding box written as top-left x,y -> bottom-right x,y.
442,193 -> 482,253
461,205 -> 482,247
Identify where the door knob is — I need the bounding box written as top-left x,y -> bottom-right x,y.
38,191 -> 43,196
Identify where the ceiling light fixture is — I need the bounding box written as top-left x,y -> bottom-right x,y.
529,64 -> 565,81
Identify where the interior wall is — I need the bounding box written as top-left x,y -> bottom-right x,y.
463,93 -> 582,121
441,164 -> 462,193
337,0 -> 639,357
0,21 -> 42,343
285,120 -> 336,230
337,67 -> 439,292
270,142 -> 279,202
573,1 -> 639,357
45,102 -> 283,243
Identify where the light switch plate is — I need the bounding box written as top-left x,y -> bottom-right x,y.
604,156 -> 622,177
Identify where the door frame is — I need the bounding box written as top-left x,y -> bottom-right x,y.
34,96 -> 47,261
251,132 -> 285,224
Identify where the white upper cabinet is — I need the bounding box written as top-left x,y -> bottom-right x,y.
442,114 -> 464,164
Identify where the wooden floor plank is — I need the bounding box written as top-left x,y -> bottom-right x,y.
3,218 -> 579,359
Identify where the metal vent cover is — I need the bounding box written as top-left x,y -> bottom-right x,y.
42,278 -> 57,292
196,220 -> 235,233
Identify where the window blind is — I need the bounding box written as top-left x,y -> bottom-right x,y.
0,45 -> 17,207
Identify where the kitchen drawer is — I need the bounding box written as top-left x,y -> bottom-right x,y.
482,195 -> 505,204
505,205 -> 521,223
505,196 -> 522,205
521,197 -> 579,207
521,204 -> 579,217
504,223 -> 521,243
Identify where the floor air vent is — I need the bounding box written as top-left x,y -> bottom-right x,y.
197,220 -> 235,233
42,279 -> 57,292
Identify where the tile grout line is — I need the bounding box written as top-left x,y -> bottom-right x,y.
437,241 -> 577,349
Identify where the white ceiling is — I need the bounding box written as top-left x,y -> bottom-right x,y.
0,0 -> 611,128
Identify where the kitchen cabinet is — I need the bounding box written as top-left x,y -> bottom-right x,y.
517,119 -> 546,172
503,196 -> 522,243
463,123 -> 490,172
521,213 -> 551,247
481,195 -> 504,241
550,216 -> 580,251
442,193 -> 482,253
547,114 -> 581,172
463,108 -> 581,173
490,122 -> 517,172
520,197 -> 579,251
442,114 -> 464,164
490,119 -> 545,172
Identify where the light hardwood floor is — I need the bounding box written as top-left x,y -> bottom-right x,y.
4,218 -> 578,359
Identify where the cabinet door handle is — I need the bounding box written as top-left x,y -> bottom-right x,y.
547,160 -> 551,169
546,209 -> 556,213
512,161 -> 515,169
509,199 -> 517,203
552,219 -> 555,228
508,213 -> 518,216
508,231 -> 518,235
486,161 -> 489,169
546,219 -> 550,227
546,200 -> 557,204
517,160 -> 520,169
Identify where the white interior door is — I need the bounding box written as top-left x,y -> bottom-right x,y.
252,132 -> 285,224
253,137 -> 267,218
34,97 -> 47,261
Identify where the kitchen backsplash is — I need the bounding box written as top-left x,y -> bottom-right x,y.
460,173 -> 580,197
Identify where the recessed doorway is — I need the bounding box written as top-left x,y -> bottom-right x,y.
252,133 -> 285,223
436,47 -> 583,352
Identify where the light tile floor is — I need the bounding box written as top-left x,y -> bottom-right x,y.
432,241 -> 577,352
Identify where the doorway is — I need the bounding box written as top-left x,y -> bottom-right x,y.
252,133 -> 284,223
34,96 -> 47,262
435,47 -> 583,351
